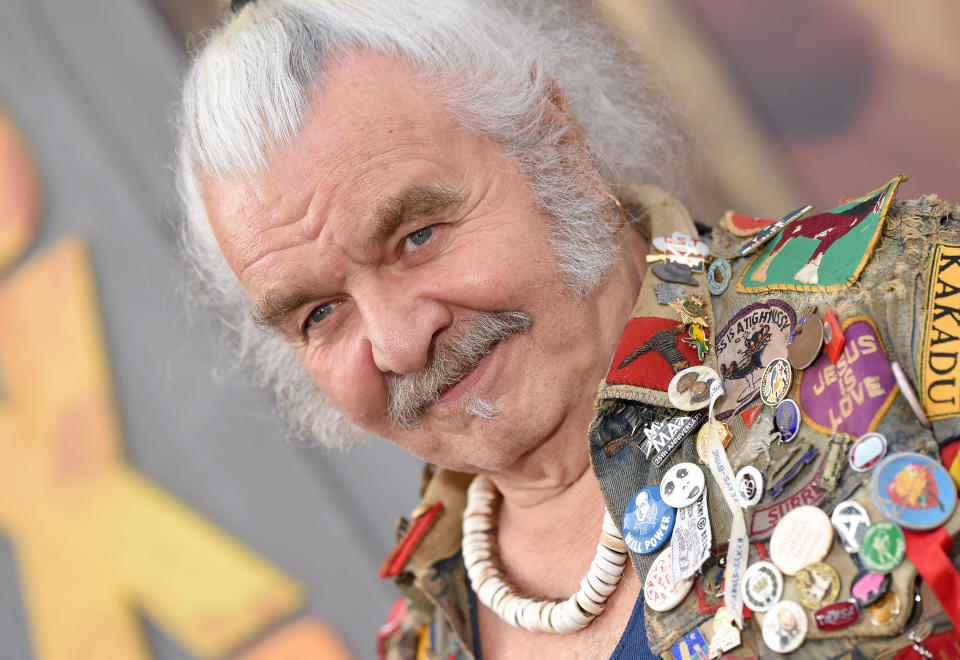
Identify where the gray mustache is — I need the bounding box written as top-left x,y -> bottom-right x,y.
387,311 -> 533,428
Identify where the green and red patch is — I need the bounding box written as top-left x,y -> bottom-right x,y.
737,176 -> 905,294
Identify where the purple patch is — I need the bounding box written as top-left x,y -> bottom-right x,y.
798,319 -> 898,437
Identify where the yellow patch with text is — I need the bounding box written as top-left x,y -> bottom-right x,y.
922,244 -> 960,420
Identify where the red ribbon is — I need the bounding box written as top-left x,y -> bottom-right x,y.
904,526 -> 960,629
378,501 -> 445,578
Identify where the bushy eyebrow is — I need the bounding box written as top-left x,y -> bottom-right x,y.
365,183 -> 465,252
253,288 -> 311,331
252,183 -> 465,331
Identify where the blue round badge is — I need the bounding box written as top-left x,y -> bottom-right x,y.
870,452 -> 958,530
775,398 -> 801,442
622,485 -> 676,555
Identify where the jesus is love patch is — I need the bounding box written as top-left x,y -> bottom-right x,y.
798,316 -> 899,436
737,176 -> 904,294
921,243 -> 960,421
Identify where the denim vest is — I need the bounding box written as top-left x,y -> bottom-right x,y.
381,185 -> 960,660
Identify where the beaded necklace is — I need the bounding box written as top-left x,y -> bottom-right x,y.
461,475 -> 629,633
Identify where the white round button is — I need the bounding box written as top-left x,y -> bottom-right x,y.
668,366 -> 722,411
762,600 -> 808,653
769,506 -> 833,576
742,560 -> 784,612
660,462 -> 705,508
735,466 -> 764,508
643,546 -> 694,612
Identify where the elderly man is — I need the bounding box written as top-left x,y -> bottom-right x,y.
178,1 -> 960,658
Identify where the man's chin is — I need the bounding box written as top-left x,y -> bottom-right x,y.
459,393 -> 501,421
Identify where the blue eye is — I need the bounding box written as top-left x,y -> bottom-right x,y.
307,303 -> 334,326
406,226 -> 433,248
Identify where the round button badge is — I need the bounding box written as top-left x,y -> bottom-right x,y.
769,505 -> 833,575
761,600 -> 808,654
851,568 -> 892,607
760,358 -> 792,406
787,311 -> 824,370
668,366 -> 722,411
643,546 -> 694,612
831,500 -> 871,553
794,562 -> 840,611
870,451 -> 958,530
849,433 -> 887,472
742,561 -> 784,612
735,466 -> 764,508
774,399 -> 801,442
622,485 -> 676,555
859,521 -> 906,574
660,462 -> 705,509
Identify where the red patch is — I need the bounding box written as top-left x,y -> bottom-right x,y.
739,404 -> 764,430
722,210 -> 778,238
606,317 -> 707,391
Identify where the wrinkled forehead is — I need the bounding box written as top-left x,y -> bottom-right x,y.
200,51 -> 476,266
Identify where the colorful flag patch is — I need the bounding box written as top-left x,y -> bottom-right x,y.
737,176 -> 904,294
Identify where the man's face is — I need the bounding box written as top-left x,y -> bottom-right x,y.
203,52 -> 632,472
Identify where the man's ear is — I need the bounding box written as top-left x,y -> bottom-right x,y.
541,76 -> 584,142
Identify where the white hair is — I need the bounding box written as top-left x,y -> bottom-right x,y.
176,0 -> 689,448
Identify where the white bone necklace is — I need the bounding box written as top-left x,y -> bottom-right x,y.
461,475 -> 628,634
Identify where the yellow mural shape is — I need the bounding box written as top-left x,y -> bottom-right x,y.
0,102 -> 42,271
236,618 -> 353,660
0,239 -> 303,660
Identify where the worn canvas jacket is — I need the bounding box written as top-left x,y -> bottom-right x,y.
381,184 -> 960,660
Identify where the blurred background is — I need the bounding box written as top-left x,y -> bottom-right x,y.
0,1 -> 956,658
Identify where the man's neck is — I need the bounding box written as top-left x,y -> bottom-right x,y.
491,452 -> 609,597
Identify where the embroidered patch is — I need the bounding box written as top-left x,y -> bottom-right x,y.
714,300 -> 796,420
720,210 -> 778,238
737,176 -> 904,293
797,316 -> 898,436
606,317 -> 706,392
921,243 -> 960,421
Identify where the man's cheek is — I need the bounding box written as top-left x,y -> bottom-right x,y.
311,356 -> 389,427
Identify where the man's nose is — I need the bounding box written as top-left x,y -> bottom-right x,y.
356,279 -> 450,375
